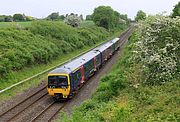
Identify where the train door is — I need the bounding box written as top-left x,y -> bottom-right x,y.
93,57 -> 97,71
80,65 -> 85,83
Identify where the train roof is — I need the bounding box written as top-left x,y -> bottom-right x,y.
49,50 -> 100,74
49,38 -> 119,75
93,39 -> 114,52
110,38 -> 120,43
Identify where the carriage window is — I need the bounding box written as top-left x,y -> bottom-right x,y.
84,60 -> 94,75
73,69 -> 81,83
96,55 -> 101,65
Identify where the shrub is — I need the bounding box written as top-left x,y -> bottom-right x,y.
64,14 -> 82,27
132,15 -> 180,85
0,28 -> 58,75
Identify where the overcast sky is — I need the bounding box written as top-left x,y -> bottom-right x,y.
0,0 -> 179,19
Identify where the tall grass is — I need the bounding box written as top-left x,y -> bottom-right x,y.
0,22 -> 31,28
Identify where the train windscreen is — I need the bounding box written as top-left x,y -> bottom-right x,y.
48,76 -> 68,88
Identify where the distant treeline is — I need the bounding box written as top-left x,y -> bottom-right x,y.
0,14 -> 35,22
0,13 -> 83,22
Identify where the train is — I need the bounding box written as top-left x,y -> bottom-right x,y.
47,33 -> 126,100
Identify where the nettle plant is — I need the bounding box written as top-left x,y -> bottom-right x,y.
133,15 -> 180,85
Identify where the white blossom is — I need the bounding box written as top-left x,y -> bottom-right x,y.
132,15 -> 180,84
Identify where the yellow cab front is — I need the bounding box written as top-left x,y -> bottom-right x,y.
47,74 -> 70,98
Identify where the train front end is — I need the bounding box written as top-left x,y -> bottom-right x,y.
47,74 -> 70,100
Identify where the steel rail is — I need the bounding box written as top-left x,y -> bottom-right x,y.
6,93 -> 48,122
29,101 -> 56,122
0,86 -> 46,117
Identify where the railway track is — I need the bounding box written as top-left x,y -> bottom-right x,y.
0,85 -> 47,122
29,101 -> 67,122
0,27 -> 133,122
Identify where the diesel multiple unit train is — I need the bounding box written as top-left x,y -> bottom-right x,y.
47,37 -> 123,100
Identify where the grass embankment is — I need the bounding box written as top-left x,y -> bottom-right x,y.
59,16 -> 180,122
0,21 -> 31,28
0,20 -> 128,103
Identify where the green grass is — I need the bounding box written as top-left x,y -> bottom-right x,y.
0,21 -> 31,28
0,20 -> 94,28
80,21 -> 95,27
125,80 -> 180,121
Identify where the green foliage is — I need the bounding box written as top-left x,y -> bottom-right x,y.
4,16 -> 13,22
60,15 -> 65,20
92,6 -> 129,31
46,12 -> 61,21
0,14 -> 34,22
78,26 -> 109,46
135,10 -> 146,22
0,22 -> 31,28
0,15 -> 13,22
119,14 -> 128,22
86,15 -> 92,20
92,6 -> 127,30
13,14 -> 25,22
0,16 -> 5,22
80,21 -> 95,28
126,80 -> 180,121
0,28 -> 58,75
92,6 -> 113,30
26,16 -> 34,21
172,2 -> 180,17
93,73 -> 127,103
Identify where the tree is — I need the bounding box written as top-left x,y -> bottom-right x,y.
119,14 -> 128,21
4,16 -> 13,22
59,15 -> 65,20
47,12 -> 60,21
26,16 -> 34,21
0,15 -> 13,22
135,10 -> 146,22
119,14 -> 130,25
113,11 -> 121,28
64,14 -> 82,27
92,6 -> 120,30
13,14 -> 25,21
0,15 -> 5,22
86,15 -> 92,20
172,2 -> 180,17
